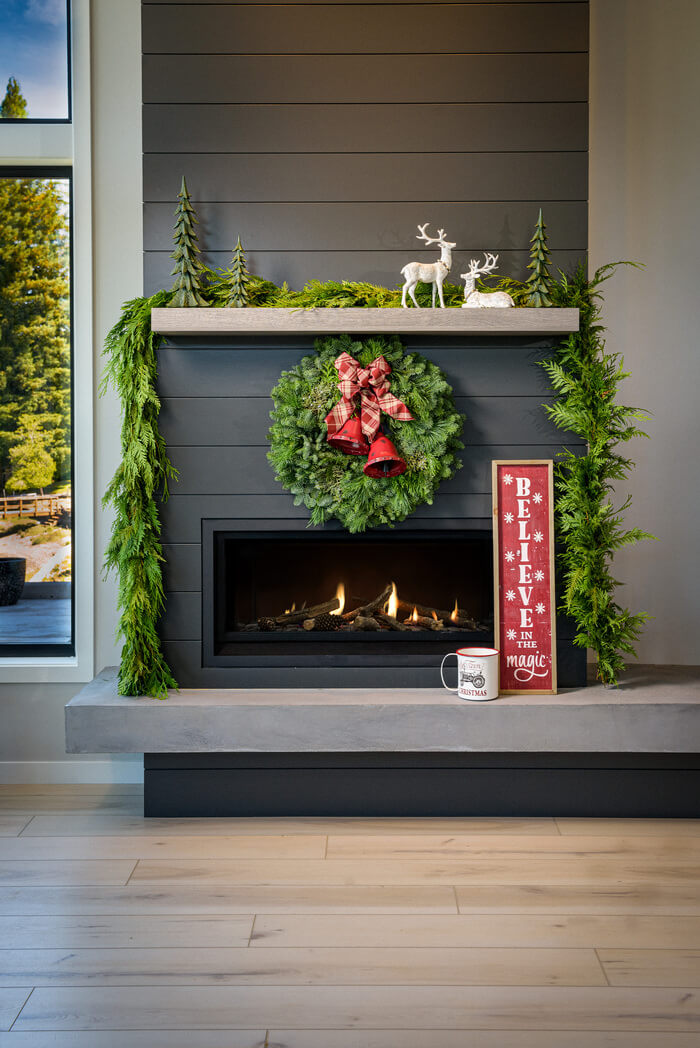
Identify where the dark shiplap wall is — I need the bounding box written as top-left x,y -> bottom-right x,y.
142,0 -> 588,291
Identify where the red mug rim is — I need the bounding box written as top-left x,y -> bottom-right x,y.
456,646 -> 499,656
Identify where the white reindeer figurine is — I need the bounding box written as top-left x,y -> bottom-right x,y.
401,223 -> 456,308
460,253 -> 514,308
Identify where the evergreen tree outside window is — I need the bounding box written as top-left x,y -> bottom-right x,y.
0,2 -> 70,121
0,171 -> 73,655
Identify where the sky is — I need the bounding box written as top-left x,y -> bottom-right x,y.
0,0 -> 69,119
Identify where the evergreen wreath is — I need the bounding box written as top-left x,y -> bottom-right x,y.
267,334 -> 464,532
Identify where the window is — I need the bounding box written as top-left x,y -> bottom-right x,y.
0,171 -> 73,655
0,0 -> 92,680
0,1 -> 70,121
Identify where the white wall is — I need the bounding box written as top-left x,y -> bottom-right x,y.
589,0 -> 700,664
1,0 -> 698,782
0,0 -> 142,783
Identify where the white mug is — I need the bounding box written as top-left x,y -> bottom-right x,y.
440,646 -> 499,702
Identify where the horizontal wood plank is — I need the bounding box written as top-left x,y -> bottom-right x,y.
142,4 -> 588,55
599,949 -> 700,987
268,1035 -> 700,1048
0,945 -> 604,987
144,202 -> 586,253
456,884 -> 700,914
251,913 -> 700,949
165,444 -> 579,496
325,834 -> 700,860
22,814 -> 558,837
0,1034 -> 265,1048
143,53 -> 587,105
158,395 -> 567,449
0,861 -> 136,887
156,344 -> 559,398
129,855 -> 700,886
159,496 -> 494,543
144,151 -> 588,202
0,884 -> 457,917
0,914 -> 253,949
142,103 -> 588,153
557,819 -> 700,837
14,985 -> 700,1031
0,835 -> 326,861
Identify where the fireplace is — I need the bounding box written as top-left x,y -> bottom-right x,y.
203,522 -> 492,668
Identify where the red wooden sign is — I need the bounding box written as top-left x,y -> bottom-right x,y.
493,460 -> 557,694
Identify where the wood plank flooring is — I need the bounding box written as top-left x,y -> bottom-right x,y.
0,786 -> 698,1043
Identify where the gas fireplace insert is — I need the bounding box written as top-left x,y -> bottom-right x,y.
203,523 -> 493,668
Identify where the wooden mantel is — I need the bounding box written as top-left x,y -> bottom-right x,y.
151,306 -> 579,337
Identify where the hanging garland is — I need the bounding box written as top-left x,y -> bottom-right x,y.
267,334 -> 464,532
101,291 -> 177,699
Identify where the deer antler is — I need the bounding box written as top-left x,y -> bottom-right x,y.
468,252 -> 500,277
416,223 -> 445,246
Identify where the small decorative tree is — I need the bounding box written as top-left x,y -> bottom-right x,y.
7,416 -> 56,494
525,208 -> 553,307
1,77 -> 28,119
167,176 -> 208,307
223,236 -> 250,307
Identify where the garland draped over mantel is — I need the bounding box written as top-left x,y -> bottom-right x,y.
102,202 -> 651,692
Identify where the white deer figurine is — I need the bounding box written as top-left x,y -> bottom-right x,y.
460,253 -> 514,308
401,223 -> 456,308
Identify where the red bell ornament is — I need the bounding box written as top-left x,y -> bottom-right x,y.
327,416 -> 370,456
363,434 -> 407,478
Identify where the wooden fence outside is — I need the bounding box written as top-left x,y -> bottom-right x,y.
0,494 -> 71,521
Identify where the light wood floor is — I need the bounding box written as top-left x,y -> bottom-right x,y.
0,786 -> 699,1046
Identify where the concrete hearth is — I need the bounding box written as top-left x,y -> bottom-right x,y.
67,665 -> 700,755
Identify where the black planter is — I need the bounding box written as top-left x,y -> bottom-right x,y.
0,558 -> 26,606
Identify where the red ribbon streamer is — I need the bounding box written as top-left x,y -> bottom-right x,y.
324,353 -> 414,443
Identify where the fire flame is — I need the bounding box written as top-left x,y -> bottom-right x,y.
385,581 -> 398,619
432,611 -> 439,622
331,582 -> 345,616
451,599 -> 459,623
285,601 -> 296,615
411,606 -> 419,623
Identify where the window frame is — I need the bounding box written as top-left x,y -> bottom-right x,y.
0,0 -> 93,683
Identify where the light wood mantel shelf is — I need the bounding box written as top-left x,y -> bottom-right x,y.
151,306 -> 579,337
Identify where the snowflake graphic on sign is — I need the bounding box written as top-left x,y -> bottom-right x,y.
503,473 -> 513,485
533,492 -> 543,504
505,550 -> 515,563
536,602 -> 546,614
534,530 -> 544,543
506,628 -> 517,640
503,512 -> 514,524
506,589 -> 516,602
534,570 -> 545,582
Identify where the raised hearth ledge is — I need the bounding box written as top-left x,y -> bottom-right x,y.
66,665 -> 700,755
150,306 -> 579,336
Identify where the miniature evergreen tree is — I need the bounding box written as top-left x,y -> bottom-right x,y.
223,236 -> 250,307
1,77 -> 28,118
525,208 -> 553,307
167,176 -> 208,307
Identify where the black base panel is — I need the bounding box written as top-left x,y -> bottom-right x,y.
144,753 -> 700,818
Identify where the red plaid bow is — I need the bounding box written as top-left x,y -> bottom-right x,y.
325,353 -> 414,443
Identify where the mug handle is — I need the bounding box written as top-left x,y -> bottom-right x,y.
440,652 -> 459,693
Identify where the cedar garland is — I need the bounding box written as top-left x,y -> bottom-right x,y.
101,291 -> 178,699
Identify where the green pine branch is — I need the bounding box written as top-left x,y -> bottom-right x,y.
101,291 -> 178,698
